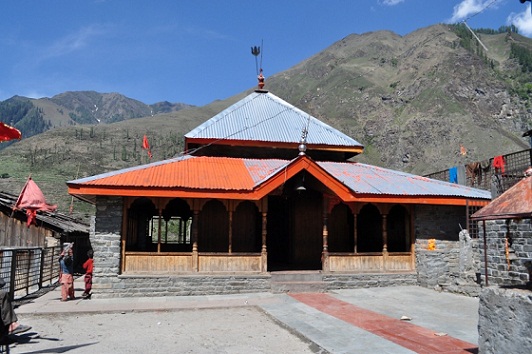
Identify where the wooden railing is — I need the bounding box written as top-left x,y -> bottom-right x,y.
328,252 -> 414,272
0,246 -> 61,300
124,251 -> 414,274
124,252 -> 263,273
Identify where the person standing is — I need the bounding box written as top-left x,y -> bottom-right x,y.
82,249 -> 94,298
59,243 -> 75,301
0,277 -> 31,342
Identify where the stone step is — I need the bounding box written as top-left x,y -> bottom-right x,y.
270,271 -> 325,293
271,281 -> 325,293
270,271 -> 323,283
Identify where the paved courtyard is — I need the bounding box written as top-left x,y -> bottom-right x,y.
8,280 -> 479,353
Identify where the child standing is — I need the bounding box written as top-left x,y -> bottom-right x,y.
59,243 -> 75,301
82,249 -> 94,298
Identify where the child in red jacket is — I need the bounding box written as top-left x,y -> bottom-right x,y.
82,249 -> 94,298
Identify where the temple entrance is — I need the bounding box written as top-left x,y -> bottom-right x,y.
267,190 -> 323,271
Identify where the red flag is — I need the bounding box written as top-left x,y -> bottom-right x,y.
142,135 -> 152,159
14,177 -> 57,227
0,122 -> 22,142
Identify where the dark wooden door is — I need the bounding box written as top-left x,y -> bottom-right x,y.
289,190 -> 322,269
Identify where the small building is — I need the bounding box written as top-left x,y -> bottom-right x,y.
0,190 -> 90,298
0,191 -> 90,256
67,90 -> 491,297
471,172 -> 532,353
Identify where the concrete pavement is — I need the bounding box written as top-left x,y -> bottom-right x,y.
11,277 -> 479,353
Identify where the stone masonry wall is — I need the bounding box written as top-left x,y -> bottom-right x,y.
478,287 -> 532,353
323,273 -> 418,290
479,218 -> 532,287
91,196 -> 123,296
415,205 -> 467,241
414,205 -> 481,296
101,275 -> 271,298
476,218 -> 532,353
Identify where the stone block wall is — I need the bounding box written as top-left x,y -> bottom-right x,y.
91,196 -> 123,296
415,237 -> 482,296
414,205 -> 482,296
479,219 -> 532,287
97,274 -> 271,298
478,286 -> 532,353
415,205 -> 466,241
323,273 -> 417,290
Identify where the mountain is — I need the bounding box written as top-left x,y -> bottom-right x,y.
0,91 -> 194,146
1,23 -> 532,222
264,24 -> 532,174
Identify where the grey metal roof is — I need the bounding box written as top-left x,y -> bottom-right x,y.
185,91 -> 363,148
67,155 -> 491,202
319,161 -> 492,199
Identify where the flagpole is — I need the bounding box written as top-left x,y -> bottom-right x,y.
69,164 -> 80,214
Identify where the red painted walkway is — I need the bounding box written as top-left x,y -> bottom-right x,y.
289,293 -> 478,354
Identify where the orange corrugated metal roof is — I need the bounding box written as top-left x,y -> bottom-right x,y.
73,156 -> 268,190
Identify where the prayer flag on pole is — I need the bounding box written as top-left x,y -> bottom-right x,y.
142,135 -> 152,159
14,177 -> 57,227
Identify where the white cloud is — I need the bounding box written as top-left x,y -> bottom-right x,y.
448,0 -> 498,23
380,0 -> 405,5
508,5 -> 532,36
42,24 -> 111,60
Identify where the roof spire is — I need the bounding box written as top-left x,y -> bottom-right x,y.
251,40 -> 265,90
298,120 -> 309,156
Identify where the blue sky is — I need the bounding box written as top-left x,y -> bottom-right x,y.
1,0 -> 532,106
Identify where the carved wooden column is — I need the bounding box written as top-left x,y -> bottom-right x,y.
322,198 -> 329,272
192,209 -> 199,272
382,213 -> 388,270
410,207 -> 415,270
120,200 -> 128,273
261,211 -> 268,272
157,208 -> 162,253
228,209 -> 233,253
353,213 -> 358,253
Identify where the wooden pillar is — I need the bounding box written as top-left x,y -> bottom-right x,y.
382,214 -> 388,253
261,212 -> 268,272
410,208 -> 416,270
157,208 -> 162,253
382,213 -> 388,270
120,202 -> 128,273
228,210 -> 233,253
192,209 -> 199,272
353,213 -> 358,254
322,199 -> 329,272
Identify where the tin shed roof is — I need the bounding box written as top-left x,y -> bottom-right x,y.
471,175 -> 532,220
319,161 -> 492,199
184,91 -> 364,155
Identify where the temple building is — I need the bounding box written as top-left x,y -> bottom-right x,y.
67,89 -> 491,297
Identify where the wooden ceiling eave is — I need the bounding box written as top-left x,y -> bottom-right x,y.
185,138 -> 364,154
341,195 -> 491,206
68,185 -> 267,201
250,155 -> 357,202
